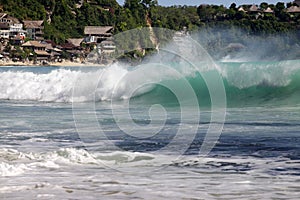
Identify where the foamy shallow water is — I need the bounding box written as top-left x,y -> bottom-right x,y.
1,147 -> 299,199
1,101 -> 299,199
0,65 -> 300,199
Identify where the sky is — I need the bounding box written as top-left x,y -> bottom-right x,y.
116,0 -> 292,7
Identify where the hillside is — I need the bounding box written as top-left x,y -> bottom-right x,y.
0,0 -> 299,60
0,0 -> 121,43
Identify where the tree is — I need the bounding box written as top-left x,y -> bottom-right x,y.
197,5 -> 215,22
96,0 -> 119,8
275,2 -> 285,11
229,3 -> 236,10
260,2 -> 268,10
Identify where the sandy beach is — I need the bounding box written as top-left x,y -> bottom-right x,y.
0,59 -> 106,67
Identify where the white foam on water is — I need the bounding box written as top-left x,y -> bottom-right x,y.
0,64 -> 187,102
0,162 -> 29,176
0,69 -> 79,102
0,146 -> 299,199
1,60 -> 299,103
45,148 -> 98,165
220,60 -> 300,89
0,147 -> 166,169
0,185 -> 30,194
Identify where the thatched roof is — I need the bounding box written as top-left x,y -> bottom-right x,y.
0,13 -> 20,24
84,26 -> 113,35
238,7 -> 246,12
264,7 -> 274,13
287,6 -> 300,13
51,51 -> 61,56
45,43 -> 54,50
61,43 -> 75,50
249,5 -> 259,12
23,20 -> 44,28
7,16 -> 20,24
22,41 -> 46,48
0,13 -> 7,19
53,48 -> 62,52
34,50 -> 50,56
67,38 -> 84,47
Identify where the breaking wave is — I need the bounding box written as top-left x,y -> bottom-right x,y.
0,59 -> 300,107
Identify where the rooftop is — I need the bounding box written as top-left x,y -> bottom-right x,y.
0,13 -> 7,19
84,26 -> 113,35
287,6 -> 300,13
249,5 -> 259,12
23,20 -> 44,28
22,40 -> 46,48
264,7 -> 274,13
34,50 -> 50,56
0,13 -> 20,24
67,38 -> 84,47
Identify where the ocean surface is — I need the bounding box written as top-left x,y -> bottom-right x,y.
0,60 -> 300,199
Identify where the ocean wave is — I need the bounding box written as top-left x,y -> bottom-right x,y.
0,147 -> 162,176
0,60 -> 300,106
0,162 -> 29,176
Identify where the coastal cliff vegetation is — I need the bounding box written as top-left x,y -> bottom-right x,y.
0,0 -> 300,61
0,0 -> 299,40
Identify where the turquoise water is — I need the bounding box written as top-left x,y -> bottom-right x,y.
0,60 -> 300,199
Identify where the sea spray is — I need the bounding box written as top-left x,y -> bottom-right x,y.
0,59 -> 300,106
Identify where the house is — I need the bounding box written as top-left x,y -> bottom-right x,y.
248,4 -> 262,19
22,40 -> 50,61
238,7 -> 247,13
0,13 -> 19,25
66,38 -> 84,49
22,40 -> 46,51
43,40 -> 62,62
248,4 -> 260,13
263,7 -> 274,14
0,13 -> 22,39
287,6 -> 300,13
9,23 -> 26,39
23,20 -> 44,40
50,49 -> 62,62
84,26 -> 113,43
60,38 -> 85,60
100,40 -> 116,54
61,38 -> 84,52
10,23 -> 24,33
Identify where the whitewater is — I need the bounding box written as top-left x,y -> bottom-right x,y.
0,60 -> 300,105
1,60 -> 300,199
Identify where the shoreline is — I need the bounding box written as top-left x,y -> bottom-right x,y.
0,60 -> 107,67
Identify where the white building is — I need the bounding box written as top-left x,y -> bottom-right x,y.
9,23 -> 26,38
0,13 -> 26,45
10,23 -> 23,32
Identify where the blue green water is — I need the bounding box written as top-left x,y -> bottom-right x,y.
0,60 -> 299,199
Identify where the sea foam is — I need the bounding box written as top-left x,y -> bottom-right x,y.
0,59 -> 300,104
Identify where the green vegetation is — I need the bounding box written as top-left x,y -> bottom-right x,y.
0,0 -> 299,60
1,0 -> 299,39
